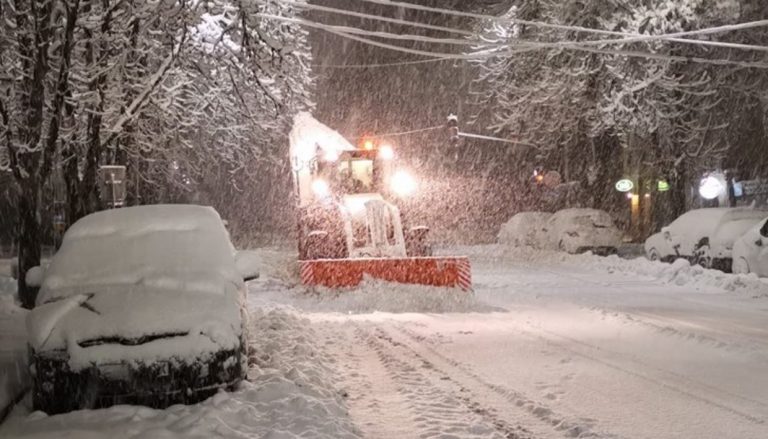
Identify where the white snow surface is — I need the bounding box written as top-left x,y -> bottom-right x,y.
0,276 -> 28,417
543,208 -> 623,252
289,112 -> 355,164
3,245 -> 768,438
497,211 -> 552,247
1,305 -> 360,439
28,205 -> 245,368
40,204 -> 240,302
654,207 -> 768,258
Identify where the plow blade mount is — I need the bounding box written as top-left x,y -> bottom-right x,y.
300,257 -> 472,291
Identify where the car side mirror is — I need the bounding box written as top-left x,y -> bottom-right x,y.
235,251 -> 260,283
662,227 -> 671,240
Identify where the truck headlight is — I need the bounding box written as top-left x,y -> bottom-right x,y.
391,170 -> 417,197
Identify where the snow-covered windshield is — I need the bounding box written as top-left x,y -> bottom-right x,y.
39,205 -> 239,303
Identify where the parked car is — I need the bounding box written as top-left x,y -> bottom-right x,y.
644,208 -> 767,271
497,212 -> 553,247
26,205 -> 254,414
732,217 -> 768,276
543,208 -> 623,255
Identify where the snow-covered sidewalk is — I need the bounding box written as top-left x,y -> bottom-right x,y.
0,302 -> 360,438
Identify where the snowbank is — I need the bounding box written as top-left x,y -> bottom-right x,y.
0,276 -> 15,299
0,278 -> 28,421
244,248 -> 498,314
292,279 -> 497,314
458,245 -> 768,298
0,308 -> 360,439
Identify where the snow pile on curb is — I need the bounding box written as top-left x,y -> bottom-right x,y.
0,276 -> 16,298
459,245 -> 768,298
0,308 -> 360,438
0,277 -> 28,421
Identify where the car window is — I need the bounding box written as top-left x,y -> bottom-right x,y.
761,220 -> 768,238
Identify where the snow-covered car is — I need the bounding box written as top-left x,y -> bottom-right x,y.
543,208 -> 622,255
732,217 -> 768,276
644,208 -> 767,271
497,212 -> 553,247
26,205 -> 250,414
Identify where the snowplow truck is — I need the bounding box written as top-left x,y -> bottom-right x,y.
289,112 -> 471,291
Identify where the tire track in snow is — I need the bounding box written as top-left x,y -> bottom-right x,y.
353,323 -> 533,439
330,323 -> 424,438
381,325 -> 621,439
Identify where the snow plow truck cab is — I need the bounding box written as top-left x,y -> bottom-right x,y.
289,112 -> 471,291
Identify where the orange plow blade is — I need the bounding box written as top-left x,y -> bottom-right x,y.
300,257 -> 472,291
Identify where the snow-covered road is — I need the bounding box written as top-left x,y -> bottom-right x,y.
250,246 -> 768,439
2,246 -> 767,438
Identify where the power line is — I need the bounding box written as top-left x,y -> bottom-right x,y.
257,13 -> 481,46
355,0 -> 768,48
362,125 -> 443,138
257,14 -> 540,60
274,0 -> 768,53
263,10 -> 768,54
322,26 -> 768,70
275,0 -> 474,37
312,58 -> 451,69
459,131 -> 536,147
258,10 -> 768,70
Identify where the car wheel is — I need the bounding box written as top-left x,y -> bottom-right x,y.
732,257 -> 750,275
647,248 -> 661,262
694,245 -> 712,269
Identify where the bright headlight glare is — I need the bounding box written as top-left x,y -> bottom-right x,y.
391,170 -> 417,197
312,179 -> 330,198
379,144 -> 394,160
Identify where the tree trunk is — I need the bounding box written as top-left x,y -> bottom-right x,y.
17,181 -> 42,309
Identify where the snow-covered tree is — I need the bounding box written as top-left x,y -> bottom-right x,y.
468,0 -> 624,212
597,0 -> 768,218
1,0 -> 313,306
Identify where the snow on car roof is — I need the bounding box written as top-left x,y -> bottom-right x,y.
551,208 -> 611,218
672,207 -> 767,232
39,205 -> 240,303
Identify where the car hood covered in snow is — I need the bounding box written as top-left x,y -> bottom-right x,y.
27,284 -> 243,370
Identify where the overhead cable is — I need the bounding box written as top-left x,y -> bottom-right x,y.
276,0 -> 474,36
275,0 -> 768,52
312,58 -> 451,69
354,0 -> 768,45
